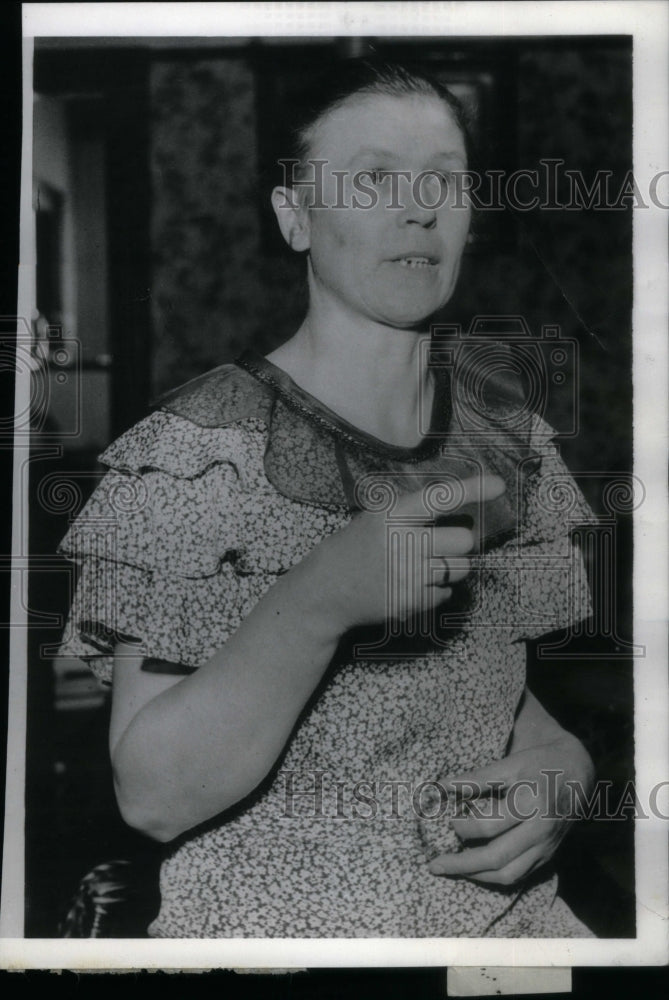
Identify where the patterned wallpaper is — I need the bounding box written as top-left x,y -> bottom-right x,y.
442,45 -> 632,479
148,44 -> 632,485
150,56 -> 305,396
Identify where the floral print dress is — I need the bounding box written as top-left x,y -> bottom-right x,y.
58,349 -> 596,938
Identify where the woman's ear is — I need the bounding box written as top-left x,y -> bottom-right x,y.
271,186 -> 311,252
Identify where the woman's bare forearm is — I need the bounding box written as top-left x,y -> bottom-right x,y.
509,687 -> 594,787
111,545 -> 346,842
508,688 -> 569,752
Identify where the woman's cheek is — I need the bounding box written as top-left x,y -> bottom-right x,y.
310,210 -> 357,257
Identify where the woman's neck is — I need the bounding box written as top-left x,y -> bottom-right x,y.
265,299 -> 434,449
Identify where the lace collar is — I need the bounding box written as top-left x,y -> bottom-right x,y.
156,346 -> 540,528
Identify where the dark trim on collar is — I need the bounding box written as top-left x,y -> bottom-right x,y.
234,349 -> 450,463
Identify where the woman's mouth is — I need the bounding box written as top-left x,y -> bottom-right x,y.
394,256 -> 439,270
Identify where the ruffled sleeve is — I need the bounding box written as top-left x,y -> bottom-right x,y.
55,409 -> 290,686
474,412 -> 598,641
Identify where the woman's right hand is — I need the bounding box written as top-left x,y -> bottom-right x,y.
307,474 -> 506,630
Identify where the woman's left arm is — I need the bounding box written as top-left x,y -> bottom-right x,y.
428,687 -> 595,885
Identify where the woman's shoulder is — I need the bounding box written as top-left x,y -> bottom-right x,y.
98,362 -> 274,479
94,358 -> 356,512
60,363 -> 280,576
156,361 -> 273,428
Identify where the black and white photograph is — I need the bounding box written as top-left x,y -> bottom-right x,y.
2,0 -> 667,973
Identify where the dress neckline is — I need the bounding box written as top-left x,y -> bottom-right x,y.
234,348 -> 450,461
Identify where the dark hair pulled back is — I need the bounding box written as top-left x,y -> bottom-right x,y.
268,58 -> 474,188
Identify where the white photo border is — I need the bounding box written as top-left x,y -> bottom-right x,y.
3,0 -> 668,971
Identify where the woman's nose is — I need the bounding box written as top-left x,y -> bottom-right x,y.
400,172 -> 440,228
405,208 -> 437,229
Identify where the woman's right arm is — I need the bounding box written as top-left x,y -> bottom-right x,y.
110,545 -> 348,842
110,476 -> 497,843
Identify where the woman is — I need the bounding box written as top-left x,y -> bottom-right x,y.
58,61 -> 596,937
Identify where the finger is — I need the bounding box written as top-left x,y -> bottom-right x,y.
428,819 -> 541,875
439,758 -> 526,798
450,804 -> 522,842
432,526 -> 475,557
457,846 -> 545,888
450,784 -> 558,840
430,553 -> 471,586
395,474 -> 506,520
460,473 -> 506,507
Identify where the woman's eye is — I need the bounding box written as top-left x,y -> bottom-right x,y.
432,170 -> 455,187
365,168 -> 390,185
418,171 -> 459,200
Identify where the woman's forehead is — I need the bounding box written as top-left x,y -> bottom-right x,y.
307,92 -> 466,164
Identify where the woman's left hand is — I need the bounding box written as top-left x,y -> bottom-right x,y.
428,734 -> 595,886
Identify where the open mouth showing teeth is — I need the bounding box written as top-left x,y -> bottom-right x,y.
396,257 -> 437,269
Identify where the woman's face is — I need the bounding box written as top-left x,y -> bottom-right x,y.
293,92 -> 470,328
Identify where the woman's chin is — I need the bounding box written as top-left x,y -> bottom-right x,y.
375,304 -> 445,330
368,286 -> 455,330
